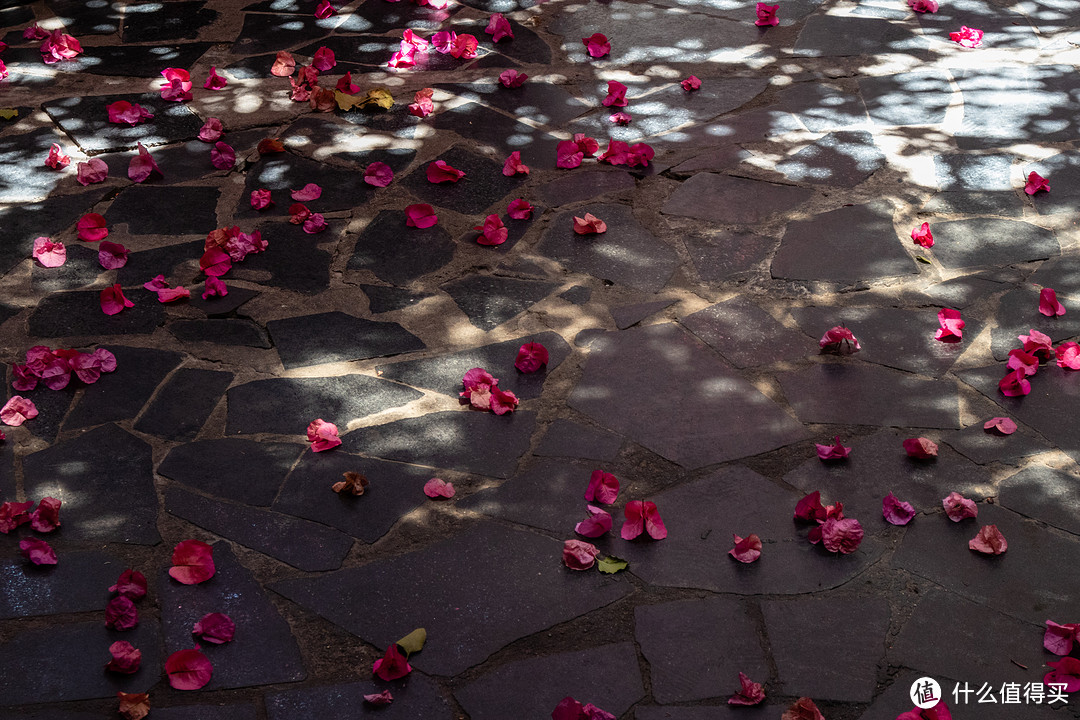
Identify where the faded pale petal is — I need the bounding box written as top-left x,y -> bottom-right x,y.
729,533 -> 762,563
942,492 -> 978,521
562,539 -> 600,570
882,493 -> 916,525
969,524 -> 1007,554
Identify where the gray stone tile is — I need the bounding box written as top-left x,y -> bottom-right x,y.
687,231 -> 778,283
15,384 -> 75,444
538,204 -> 678,293
913,274 -> 1009,309
266,676 -> 452,720
33,42 -> 215,77
158,439 -> 304,506
456,643 -> 644,720
778,82 -> 870,131
168,318 -> 272,348
536,170 -> 636,207
636,706 -> 779,720
0,126 -> 72,203
153,706 -> 259,720
64,346 -> 183,428
0,189 -> 111,277
663,174 -> 814,224
533,419 -> 623,461
940,420 -> 1052,465
437,81 -> 588,128
430,102 -> 563,161
134,368 -> 233,441
570,325 -> 808,468
30,244 -> 103,294
360,285 -> 433,313
121,1 -> 217,42
560,286 -> 592,305
925,153 -> 1022,215
651,0 -> 824,22
989,286 -> 1080,360
441,275 -> 559,331
234,223 -> 333,294
775,131 -> 886,187
683,297 -> 812,368
1029,255 -> 1080,301
861,69 -> 954,125
635,598 -> 768,703
42,93 -> 203,154
27,289 -> 165,338
0,550 -> 119,619
778,363 -> 961,428
271,522 -> 630,676
115,239 -> 204,287
160,544 -> 305,690
794,14 -> 929,56
930,219 -> 1058,270
612,299 -> 675,330
23,423 -> 159,544
400,145 -> 527,215
669,146 -> 752,176
266,311 -> 425,370
164,486 -> 352,571
348,210 -> 455,286
340,410 -> 536,479
999,465 -> 1080,537
187,284 -> 260,316
1028,150 -> 1080,216
283,118 -> 419,161
45,0 -> 121,34
229,11 -> 340,55
105,185 -> 220,235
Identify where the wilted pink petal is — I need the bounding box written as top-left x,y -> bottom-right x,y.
408,88 -> 434,116
584,470 -> 619,504
315,0 -> 335,18
0,501 -> 34,533
289,203 -> 311,225
556,140 -> 584,169
335,71 -> 360,94
998,368 -> 1031,397
211,142 -> 235,170
755,2 -> 779,26
794,491 -> 827,523
503,151 -> 529,176
783,698 -> 827,720
1039,287 -> 1066,317
109,569 -> 147,599
903,437 -> 938,459
485,12 -> 513,41
105,596 -> 138,630
514,342 -> 548,373
424,478 -> 455,498
193,612 -> 235,644
203,66 -> 227,90
820,517 -> 863,553
165,648 -> 213,690
29,497 -> 61,532
93,347 -> 117,372
499,69 -> 528,88
198,117 -> 224,142
303,213 -> 327,234
306,418 -> 341,452
1056,341 -> 1080,370
77,158 -> 109,186
32,237 -> 66,268
563,539 -> 600,570
271,51 -> 296,76
950,26 -> 983,47
983,417 -> 1017,435
622,500 -> 666,540
200,247 -> 232,277
157,286 -> 190,303
128,142 -> 162,184
20,537 -> 57,565
405,203 -> 438,228
681,75 -> 702,91
474,214 -> 508,246
815,436 -> 851,461
934,308 -> 964,342
40,355 -> 72,391
427,160 -> 466,183
449,33 -> 478,59
882,493 -> 916,525
969,524 -> 1007,554
1044,620 -> 1080,656
250,189 -> 273,210
729,533 -> 762,563
364,161 -> 393,187
610,112 -> 632,125
98,241 -> 129,270
598,139 -> 629,166
202,276 -> 228,299
106,101 -> 154,126
11,364 -> 38,392
728,672 -> 766,705
77,213 -> 108,242
100,284 -> 133,315
908,0 -> 939,11
160,67 -> 193,102
819,325 -> 860,353
311,46 -> 335,72
1020,328 -> 1055,360
1025,171 -> 1050,195
401,28 -> 428,53
46,143 -> 71,169
1007,348 -> 1039,377
1045,657 -> 1080,693
573,213 -> 607,235
24,24 -> 50,41
170,539 -> 215,584
490,386 -> 519,415
373,643 -> 411,680
364,690 -> 394,705
575,505 -> 612,537
291,183 -> 322,201
602,81 -> 628,108
582,32 -> 610,58
507,199 -> 533,219
105,641 -> 141,674
911,222 -> 933,248
1,396 -> 38,426
40,30 -> 82,64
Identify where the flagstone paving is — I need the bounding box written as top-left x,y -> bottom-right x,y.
3,0 -> 1080,718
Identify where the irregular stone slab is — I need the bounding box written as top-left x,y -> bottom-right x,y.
23,423 -> 158,544
894,503 -> 1080,623
16,384 -> 75,443
226,375 -> 423,435
45,0 -> 122,35
28,289 -> 165,337
859,69 -> 953,126
533,419 -> 623,461
236,223 -> 332,294
361,284 -> 433,313
1028,255 -> 1080,301
38,42 -> 215,77
340,410 -> 536,479
348,210 -> 455,286
266,676 -> 452,720
890,591 -> 1045,687
115,239 -> 204,287
785,428 -> 991,527
778,82 -> 870,131
267,311 -> 425,370
537,170 -> 636,207
651,0 -> 823,21
775,131 -> 886,187
168,318 -> 272,348
134,367 -> 234,441
344,0 -> 458,32
989,286 -> 1080,359
918,0 -> 1039,48
292,33 -> 464,69
0,188 -> 110,276
561,286 -> 592,305
612,299 -> 675,330
274,451 -> 432,543
441,275 -> 558,331
538,204 -> 678,293
375,332 -> 570,400
0,126 -> 73,202
999,466 -> 1080,537
164,486 -> 352,571
430,101 -> 563,160
687,231 -> 777,283
772,202 -> 917,283
779,363 -> 961,428
670,146 -> 752,176
105,185 -> 219,235
764,597 -> 889,702
460,208 -> 537,253
930,219 -> 1058,270
663,174 -> 814,224
1028,151 -> 1080,216
941,419 -> 1052,466
794,14 -> 928,56
230,11 -> 340,54
161,544 -> 305,690
0,619 -> 161,704
158,439 -> 305,506
0,550 -> 119,619
272,522 -> 629,676
42,93 -> 203,154
122,1 -> 217,41
683,297 -> 812,368
788,305 -> 979,377
64,346 -> 184,428
153,706 -> 259,720
401,146 -> 527,215
913,273 -> 1009,309
635,598 -> 768,703
570,325 -> 808,469
238,152 -> 396,219
31,243 -> 103,294
0,441 -> 14,499
282,117 -> 419,160
438,81 -> 587,128
457,643 -> 644,720
185,284 -> 259,316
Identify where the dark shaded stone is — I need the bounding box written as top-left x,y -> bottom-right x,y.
778,362 -> 961,428
446,16 -> 550,64
347,210 -> 455,285
930,219 -> 1058,270
45,0 -> 122,35
64,346 -> 183,428
153,706 -> 259,720
926,150 -> 1025,210
375,331 -> 570,400
168,319 -> 272,348
533,419 -> 623,461
775,130 -> 886,186
361,284 -> 433,313
164,486 -> 352,571
778,82 -> 870,131
457,643 -> 644,720
293,33 -> 465,69
158,439 -> 304,506
115,239 -> 204,287
763,597 -> 889,702
134,367 -> 233,441
271,521 -> 629,676
687,231 -> 777,283
341,410 -> 536,479
999,465 -> 1080,537
430,102 -> 563,161
274,451 -> 432,543
27,289 -> 165,337
0,550 -> 119,619
913,274 -> 1008,309
0,440 -> 14,499
663,174 -> 814,224
860,69 -> 953,125
612,299 -> 674,330
683,297 -> 812,368
266,676 -> 452,720
401,146 -> 527,215
31,243 -> 103,294
989,286 -> 1080,359
16,383 -> 75,443
0,189 -> 110,277
570,325 -> 808,469
772,203 -> 917,283
230,11 -> 340,54
794,14 -> 927,56
670,146 -> 752,176
922,190 -> 1023,216
0,619 -> 162,704
894,503 -> 1080,624
121,1 -> 217,41
48,42 -> 215,77
437,81 -> 590,128
227,375 -> 423,435
538,204 -> 678,293
238,223 -> 332,294
187,284 -> 261,316
941,419 -> 1052,466
0,4 -> 32,26
537,170 -> 636,207
22,424 -> 158,545
105,185 -> 220,235
281,119 -> 418,166
460,207 -> 537,253
652,0 -> 823,21
344,0 -> 458,32
42,93 -> 204,154
161,543 -> 305,690
953,65 -> 1080,149
441,275 -> 558,331
1029,255 -> 1080,301
266,311 -> 424,369
560,285 -> 592,305
635,598 -> 768,703
0,126 -> 73,202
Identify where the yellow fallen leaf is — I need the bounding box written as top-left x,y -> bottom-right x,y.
334,90 -> 365,112
0,108 -> 19,120
361,88 -> 394,110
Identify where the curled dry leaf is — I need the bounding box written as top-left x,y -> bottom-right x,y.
969,524 -> 1007,555
117,691 -> 150,720
332,471 -> 369,495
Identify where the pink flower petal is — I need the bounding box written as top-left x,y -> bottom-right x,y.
202,276 -> 228,299
424,478 -> 456,498
911,222 -> 933,248
934,308 -> 964,342
1056,341 -> 1080,370
585,470 -> 619,505
32,237 -> 66,267
681,75 -> 702,91
1044,620 -> 1080,656
485,12 -> 513,41
157,286 -> 190,303
109,569 -> 147,599
983,417 -> 1017,435
0,501 -> 34,533
728,672 -> 766,705
204,66 -> 227,90
46,143 -> 71,169
165,648 -> 213,690
499,69 -> 528,88
1045,657 -> 1080,693
474,214 -> 508,246
502,151 -> 529,176
609,111 -> 632,125
250,188 -> 273,210
29,497 -> 61,532
515,342 -> 548,372
373,643 -> 412,680
306,418 -> 341,452
573,213 -> 607,235
556,140 -> 584,169
211,142 -> 235,170
312,46 -> 336,72
105,595 -> 139,630
507,199 -> 534,219
106,100 -> 154,126
1039,287 -> 1066,317
20,537 -> 57,565
105,641 -> 142,674
1025,170 -> 1050,195
169,539 -> 215,584
1,395 -> 38,426
755,2 -> 779,26
815,436 -> 851,461
160,67 -> 193,102
582,32 -> 610,58
903,437 -> 938,459
128,142 -> 161,183
427,160 -> 466,183
76,158 -> 109,186
291,183 -> 322,201
303,213 -> 327,234
315,0 -> 335,18
193,612 -> 235,644
969,524 -> 1007,554
794,491 -> 827,523
998,368 -> 1031,397
364,161 -> 393,187
98,240 -> 129,270
949,26 -> 984,47
574,505 -> 612,538
200,247 -> 232,277
729,533 -> 762,563
198,117 -> 224,142
77,213 -> 108,241
562,539 -> 600,570
602,80 -> 628,107
490,386 -> 519,415
882,493 -> 916,525
409,88 -> 434,116
908,0 -> 939,11
820,517 -> 864,553
271,52 -> 296,77
364,690 -> 394,706
819,325 -> 860,353
405,203 -> 438,228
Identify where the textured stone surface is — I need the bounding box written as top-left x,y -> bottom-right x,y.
778,82 -> 870,131
28,289 -> 165,337
266,676 -> 452,720
860,69 -> 953,126
0,551 -> 118,619
988,286 -> 1080,359
663,173 -> 814,224
794,14 -> 927,56
930,219 -> 1058,270
266,311 -> 425,369
158,439 -> 304,506
430,102 -> 564,161
348,210 -> 455,286
134,367 -> 233,441
168,318 -> 272,348
64,346 -> 184,428
683,297 -> 812,368
441,275 -> 558,331
115,239 -> 204,286
533,419 -> 623,461
687,231 -> 777,282
401,145 -> 527,215
998,466 -> 1080,537
105,185 -> 220,234
42,93 -> 204,154
229,223 -> 333,294
776,130 -> 886,187
612,299 -> 675,330
536,170 -> 636,207
361,284 -> 434,313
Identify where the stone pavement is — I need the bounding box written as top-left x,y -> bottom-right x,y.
1,0 -> 1080,717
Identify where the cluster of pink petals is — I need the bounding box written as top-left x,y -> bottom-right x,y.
390,30 -> 429,68
508,198 -> 534,219
882,493 -> 916,525
1039,287 -> 1066,316
11,345 -> 116,392
474,214 -> 508,245
129,142 -> 162,183
602,80 -> 628,107
205,225 -> 266,263
969,524 -> 1007,554
1044,619 -> 1080,655
997,327 -> 1078,393
406,203 -> 438,228
485,13 -> 513,42
199,117 -> 224,142
431,30 -> 478,59
1045,658 -> 1080,693
573,213 -> 607,235
499,69 -> 527,88
46,144 -> 71,169
409,87 -> 435,116
424,478 -> 455,498
598,139 -> 654,167
503,151 -> 529,176
106,101 -> 154,126
144,276 -> 190,303
552,696 -> 616,720
460,368 -> 519,414
21,537 -> 57,565
373,643 -> 411,680
307,418 -> 341,452
0,496 -> 60,533
77,158 -> 109,186
950,26 -> 984,47
908,0 -> 939,12
622,500 -> 667,540
933,308 -> 964,342
911,222 -> 933,248
729,533 -> 762,563
582,33 -> 610,58
903,437 -> 938,459
160,68 -> 193,101
574,505 -> 613,537
1025,171 -> 1050,195
32,237 -> 66,267
755,3 -> 779,26
40,30 -> 82,64
364,161 -> 394,187
562,538 -> 601,569
728,672 -> 766,705
681,75 -> 702,91
515,342 -> 548,372
815,436 -> 851,460
584,470 -> 619,504
794,491 -> 864,554
819,325 -> 860,353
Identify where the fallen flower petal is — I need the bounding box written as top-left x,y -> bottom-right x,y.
507,198 -> 534,219
903,437 -> 938,459
969,524 -> 1007,554
782,697 -> 825,720
198,117 -> 224,142
729,533 -> 762,563
503,151 -> 529,176
623,500 -> 667,540
1045,657 -> 1080,693
609,111 -> 632,125
160,67 -> 193,102
585,470 -> 619,504
46,143 -> 71,169
20,537 -> 57,565
1,396 -> 38,426
424,477 -> 455,498
41,30 -> 82,64
128,142 -> 162,183
819,325 -> 860,353
934,308 -> 964,342
405,203 -> 438,228
556,140 -> 584,169
291,183 -> 322,201
983,417 -> 1017,435
157,286 -> 190,303
816,436 -> 851,461
270,51 -> 296,76
312,46 -> 336,72
29,496 -> 61,532
582,32 -> 610,58
250,189 -> 273,210
755,2 -> 779,26
364,161 -> 393,187
998,368 -> 1031,397
1039,287 -> 1066,317
449,33 -> 478,59
32,237 -> 66,268
576,505 -> 614,539
107,100 -> 154,126
490,386 -> 519,415
335,71 -> 361,94
332,471 -> 369,495
563,539 -> 600,570
409,88 -> 434,117
364,690 -> 394,705
911,222 -> 933,248
474,214 -> 508,246
728,672 -> 766,705
0,501 -> 33,533
573,213 -> 607,235
25,24 -> 50,41
1056,341 -> 1080,370
882,493 -> 916,525
166,648 -> 213,690
200,248 -> 232,277
303,213 -> 328,234
485,12 -> 514,42
602,80 -> 628,107
117,691 -> 150,720
681,75 -> 702,91
908,0 -> 939,11
950,25 -> 983,47
77,213 -> 108,241
203,66 -> 227,90
211,142 -> 235,170
106,641 -> 142,674
897,703 -> 953,720
427,159 -> 466,183
106,596 -> 139,630
109,569 -> 147,600
373,643 -> 411,680
1007,348 -> 1039,377
1025,170 -> 1050,195
1044,620 -> 1080,656
202,276 -> 228,299
169,539 -> 215,584
193,612 -> 235,644
794,491 -> 827,523
820,517 -> 863,553
98,241 -> 129,270
515,342 -> 548,372
1019,328 -> 1055,360
499,69 -> 528,88
307,418 -> 341,452
289,203 -> 311,224
315,0 -> 335,18
77,158 -> 109,185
